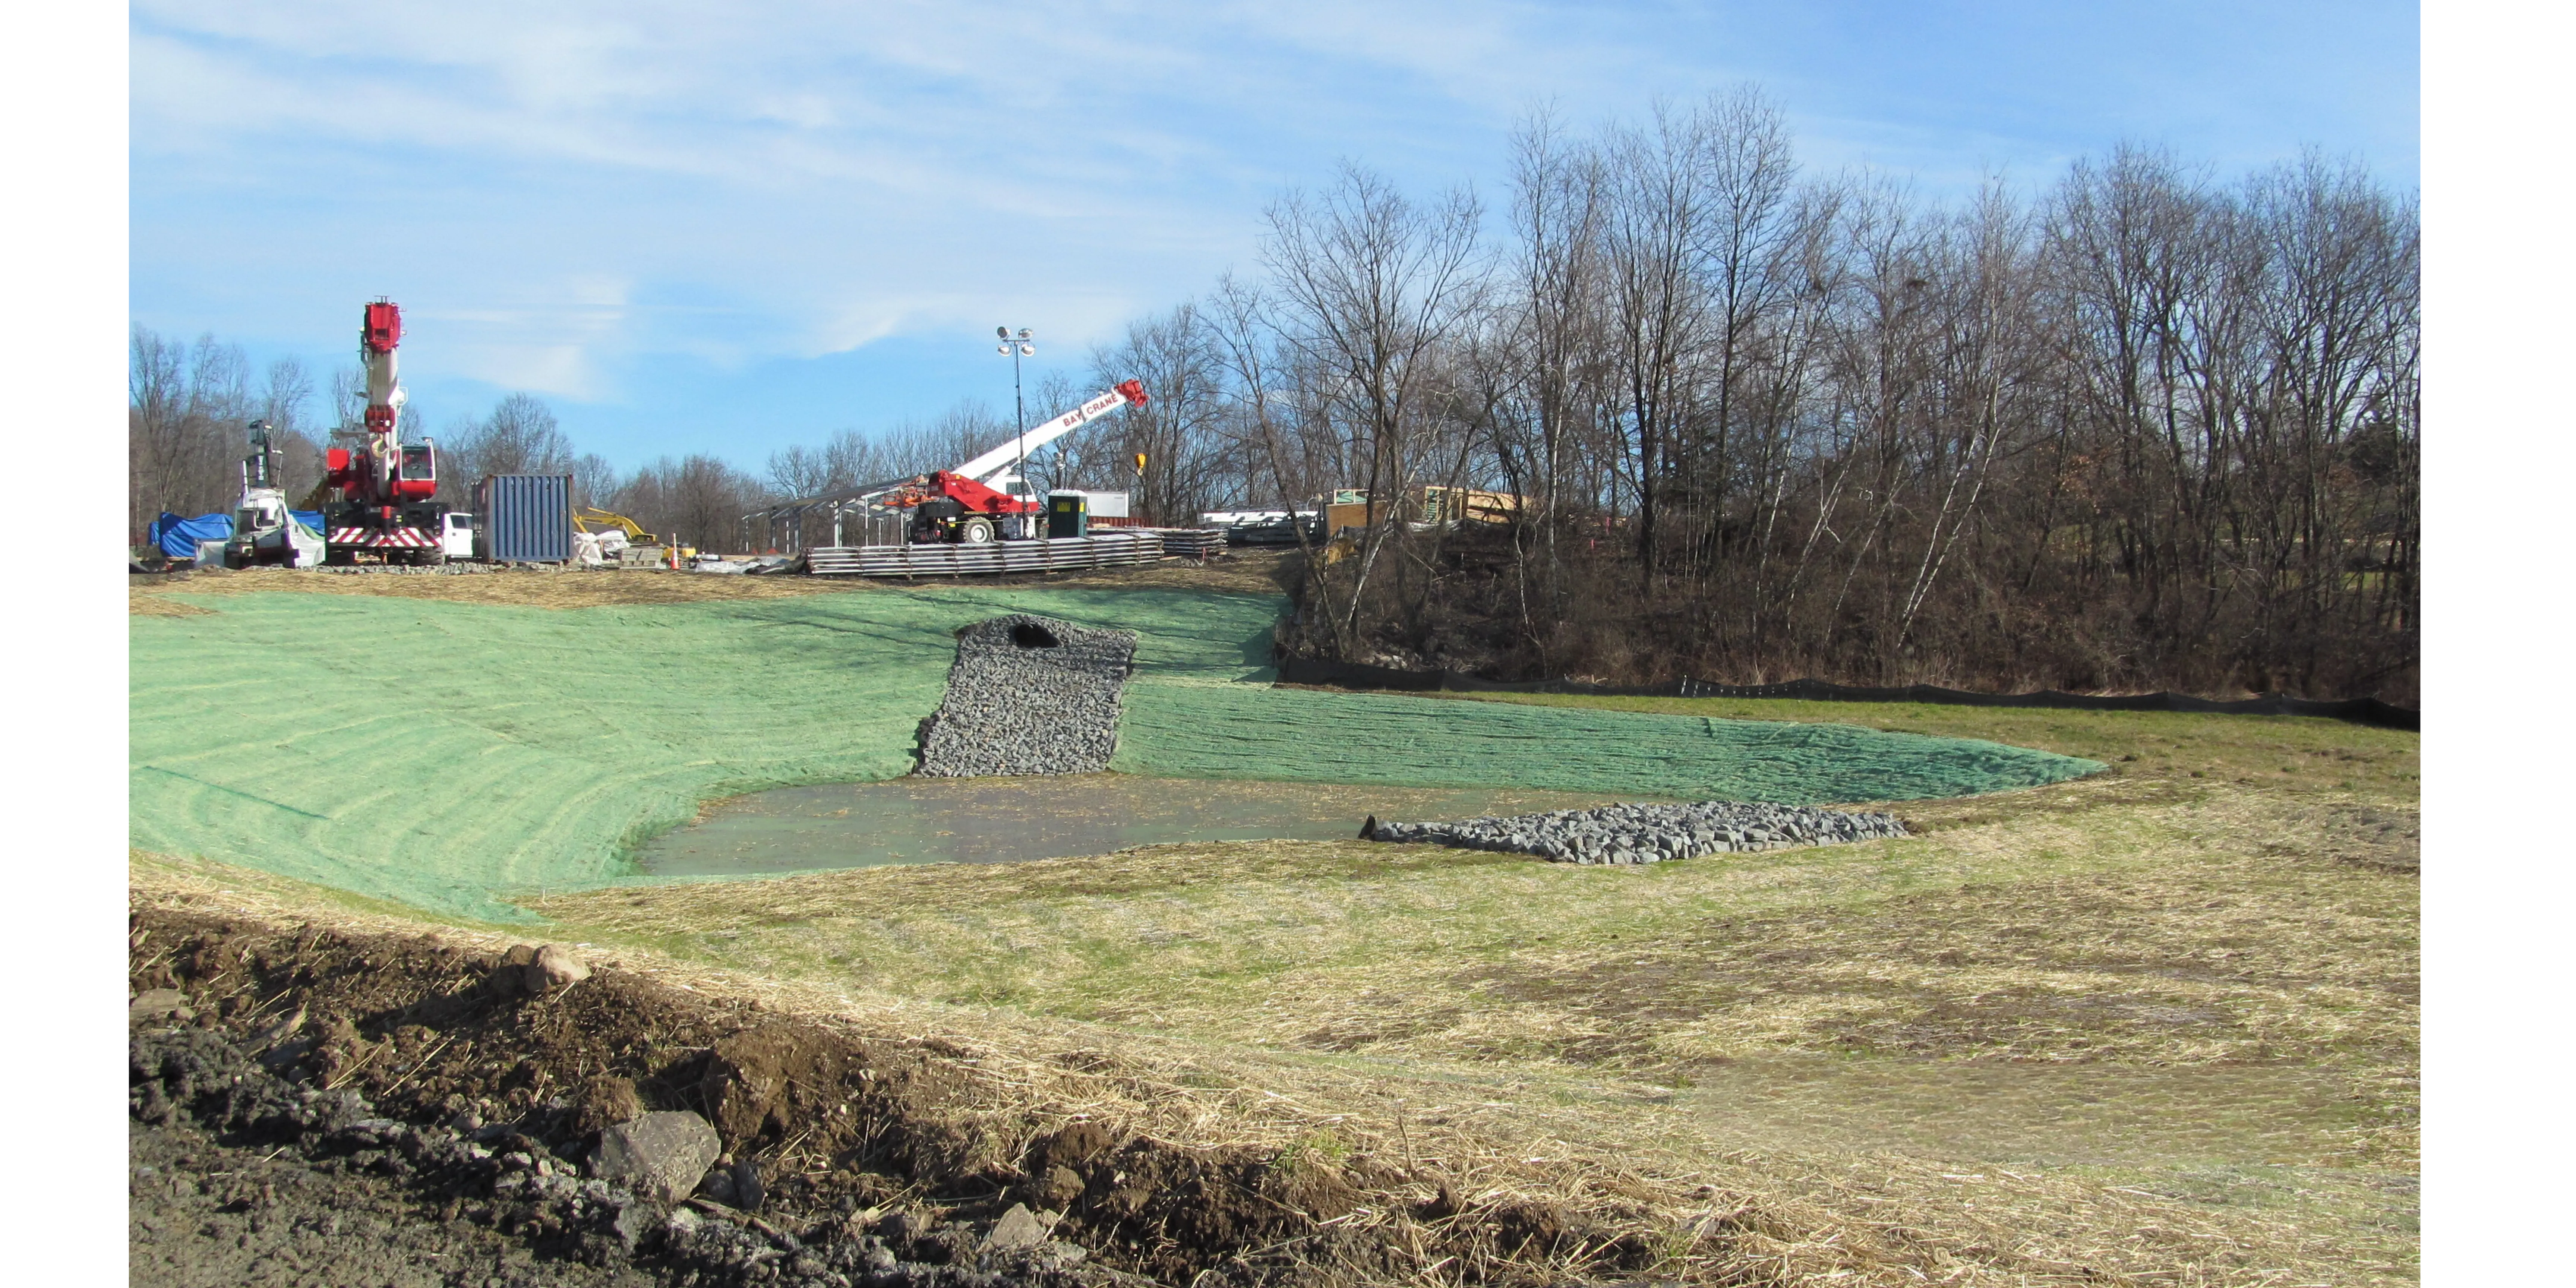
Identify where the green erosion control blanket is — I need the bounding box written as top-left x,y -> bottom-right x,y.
132,587 -> 2099,920
1114,683 -> 2095,804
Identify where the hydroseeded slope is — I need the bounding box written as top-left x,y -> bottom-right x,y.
132,585 -> 2099,920
1111,682 -> 2095,803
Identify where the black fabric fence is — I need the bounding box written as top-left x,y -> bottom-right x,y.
1273,658 -> 2418,732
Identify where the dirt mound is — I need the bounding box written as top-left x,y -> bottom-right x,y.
129,904 -> 1678,1285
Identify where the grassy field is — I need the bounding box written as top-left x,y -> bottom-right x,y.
520,697 -> 2417,1285
127,566 -> 2416,1284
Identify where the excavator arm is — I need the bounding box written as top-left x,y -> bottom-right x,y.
575,508 -> 657,543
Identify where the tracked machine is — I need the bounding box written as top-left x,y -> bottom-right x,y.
315,300 -> 450,564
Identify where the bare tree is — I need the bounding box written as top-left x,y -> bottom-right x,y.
1260,162 -> 1487,652
1084,304 -> 1232,523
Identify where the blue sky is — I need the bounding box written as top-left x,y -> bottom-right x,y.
130,1 -> 2419,474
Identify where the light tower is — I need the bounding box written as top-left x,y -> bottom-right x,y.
995,325 -> 1035,535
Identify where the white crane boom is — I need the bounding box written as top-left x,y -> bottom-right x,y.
952,379 -> 1147,483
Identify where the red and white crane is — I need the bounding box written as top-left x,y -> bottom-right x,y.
318,300 -> 451,563
879,379 -> 1147,543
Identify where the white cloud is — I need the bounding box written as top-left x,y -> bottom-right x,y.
130,1 -> 2415,441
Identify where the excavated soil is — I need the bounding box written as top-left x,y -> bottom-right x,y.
129,904 -> 1670,1287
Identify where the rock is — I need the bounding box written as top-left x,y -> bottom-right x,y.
130,989 -> 191,1021
1357,800 -> 1910,866
592,1110 -> 722,1203
527,944 -> 590,992
984,1202 -> 1048,1251
730,1156 -> 764,1212
612,1200 -> 654,1253
489,945 -> 537,996
914,615 -> 1139,778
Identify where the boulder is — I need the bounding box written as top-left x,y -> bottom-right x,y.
593,1110 -> 722,1203
984,1203 -> 1049,1251
529,943 -> 591,992
492,942 -> 592,995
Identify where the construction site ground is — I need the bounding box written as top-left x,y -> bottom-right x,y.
127,562 -> 2419,1286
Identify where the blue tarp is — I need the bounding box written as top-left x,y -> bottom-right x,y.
147,512 -> 228,559
147,511 -> 325,559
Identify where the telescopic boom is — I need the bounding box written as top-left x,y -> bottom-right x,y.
950,380 -> 1148,483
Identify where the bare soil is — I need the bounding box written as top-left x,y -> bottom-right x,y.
129,903 -> 1671,1287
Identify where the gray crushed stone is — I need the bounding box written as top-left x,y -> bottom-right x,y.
915,615 -> 1137,777
1362,800 -> 1909,865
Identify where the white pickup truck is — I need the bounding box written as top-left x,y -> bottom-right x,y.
440,512 -> 476,561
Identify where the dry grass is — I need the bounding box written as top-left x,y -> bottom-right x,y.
1021,547 -> 1298,596
129,565 -> 887,608
129,676 -> 2417,1284
506,712 -> 2412,1284
135,830 -> 2413,1286
125,550 -> 1295,612
127,588 -> 215,616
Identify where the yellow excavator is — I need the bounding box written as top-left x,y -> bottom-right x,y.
574,508 -> 657,544
572,508 -> 695,564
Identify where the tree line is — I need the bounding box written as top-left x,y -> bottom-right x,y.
1024,92 -> 2419,702
133,89 -> 2415,700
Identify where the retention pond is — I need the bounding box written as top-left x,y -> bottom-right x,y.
636,774 -> 1657,877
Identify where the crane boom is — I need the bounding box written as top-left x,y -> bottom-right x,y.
951,379 -> 1147,483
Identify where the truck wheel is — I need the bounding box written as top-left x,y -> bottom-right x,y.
958,518 -> 995,544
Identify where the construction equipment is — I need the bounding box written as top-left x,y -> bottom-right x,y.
219,420 -> 326,568
574,507 -> 657,545
315,300 -> 449,564
878,380 -> 1147,543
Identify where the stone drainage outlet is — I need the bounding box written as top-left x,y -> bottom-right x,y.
915,614 -> 1139,777
1361,800 -> 1910,865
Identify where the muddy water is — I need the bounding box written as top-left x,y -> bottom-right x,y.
637,774 -> 1656,877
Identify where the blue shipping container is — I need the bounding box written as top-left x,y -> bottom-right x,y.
475,474 -> 573,563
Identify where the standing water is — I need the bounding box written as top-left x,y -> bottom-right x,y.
634,774 -> 1657,877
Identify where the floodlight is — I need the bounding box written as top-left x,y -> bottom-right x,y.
996,325 -> 1009,338
997,343 -> 1010,354
1019,343 -> 1035,356
1017,328 -> 1032,340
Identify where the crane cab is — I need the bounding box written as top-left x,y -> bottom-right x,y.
394,442 -> 439,500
